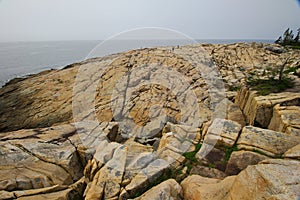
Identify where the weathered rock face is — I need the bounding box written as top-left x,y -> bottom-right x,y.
0,122 -> 121,200
213,98 -> 246,127
201,118 -> 241,149
181,159 -> 300,200
268,105 -> 300,137
225,150 -> 268,175
181,175 -> 236,200
1,43 -> 299,133
237,126 -> 300,157
204,43 -> 300,90
0,67 -> 78,132
0,43 -> 299,199
134,179 -> 183,200
227,159 -> 300,200
190,165 -> 227,179
0,125 -> 80,192
235,87 -> 300,128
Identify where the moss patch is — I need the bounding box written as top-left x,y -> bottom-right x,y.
224,145 -> 239,162
246,78 -> 294,96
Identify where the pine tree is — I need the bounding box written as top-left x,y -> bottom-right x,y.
294,28 -> 300,44
283,28 -> 294,44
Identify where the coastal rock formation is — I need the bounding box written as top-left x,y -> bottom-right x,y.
225,150 -> 268,175
237,126 -> 300,157
0,43 -> 299,199
134,179 -> 183,200
268,105 -> 300,137
182,159 -> 300,200
235,87 -> 300,128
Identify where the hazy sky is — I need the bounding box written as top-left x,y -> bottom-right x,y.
0,0 -> 299,41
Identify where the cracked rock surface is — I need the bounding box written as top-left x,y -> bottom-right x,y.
0,43 -> 299,199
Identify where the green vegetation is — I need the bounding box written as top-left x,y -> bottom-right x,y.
246,52 -> 298,95
224,145 -> 239,162
208,163 -> 215,169
182,143 -> 202,162
228,85 -> 241,92
246,77 -> 294,96
290,45 -> 300,50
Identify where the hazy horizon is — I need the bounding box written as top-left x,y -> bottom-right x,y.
0,0 -> 299,42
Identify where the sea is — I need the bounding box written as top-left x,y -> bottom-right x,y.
0,39 -> 273,87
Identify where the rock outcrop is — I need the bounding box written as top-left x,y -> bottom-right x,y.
182,159 -> 300,200
0,42 -> 299,199
235,87 -> 300,128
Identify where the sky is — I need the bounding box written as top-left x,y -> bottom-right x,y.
0,0 -> 299,42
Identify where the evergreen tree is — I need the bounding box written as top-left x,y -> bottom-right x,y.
275,28 -> 300,46
294,28 -> 300,44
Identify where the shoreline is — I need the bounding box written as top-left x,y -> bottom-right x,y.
1,41 -> 277,88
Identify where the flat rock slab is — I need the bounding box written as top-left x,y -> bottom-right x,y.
203,118 -> 242,148
237,126 -> 300,157
125,159 -> 169,197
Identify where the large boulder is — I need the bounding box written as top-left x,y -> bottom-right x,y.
237,126 -> 300,157
181,175 -> 236,200
181,159 -> 300,200
268,105 -> 300,137
0,122 -> 119,199
227,159 -> 300,200
84,144 -> 127,200
134,179 -> 183,200
201,118 -> 241,149
124,159 -> 170,198
235,87 -> 300,128
225,150 -> 269,175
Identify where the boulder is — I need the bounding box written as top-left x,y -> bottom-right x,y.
237,126 -> 300,157
268,105 -> 300,137
181,159 -> 300,200
122,141 -> 154,183
125,159 -> 169,197
227,159 -> 300,200
159,122 -> 201,153
235,87 -> 300,128
135,179 -> 183,200
181,175 -> 236,200
84,145 -> 127,200
201,118 -> 241,149
265,45 -> 285,54
0,125 -> 84,192
196,146 -> 227,172
225,150 -> 269,175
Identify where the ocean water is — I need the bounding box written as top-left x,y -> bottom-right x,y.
0,39 -> 273,87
